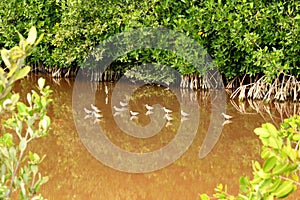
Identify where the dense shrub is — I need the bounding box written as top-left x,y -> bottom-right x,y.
0,0 -> 299,82
189,1 -> 300,81
0,0 -> 60,68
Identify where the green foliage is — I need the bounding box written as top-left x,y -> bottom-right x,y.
0,27 -> 51,199
0,0 -> 59,68
188,0 -> 300,80
1,0 -> 299,81
200,115 -> 300,200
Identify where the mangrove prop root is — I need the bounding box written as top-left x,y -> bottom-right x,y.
180,73 -> 211,90
230,73 -> 300,102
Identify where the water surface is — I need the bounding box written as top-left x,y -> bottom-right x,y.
17,74 -> 300,199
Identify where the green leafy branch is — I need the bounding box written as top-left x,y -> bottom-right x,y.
0,27 -> 51,199
200,115 -> 300,200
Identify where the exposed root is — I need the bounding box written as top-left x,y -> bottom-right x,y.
230,73 -> 300,102
64,68 -> 71,78
52,68 -> 61,78
180,73 -> 213,90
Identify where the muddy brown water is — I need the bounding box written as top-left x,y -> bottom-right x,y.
13,74 -> 300,199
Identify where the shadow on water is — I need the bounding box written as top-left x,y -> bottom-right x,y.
14,74 -> 300,199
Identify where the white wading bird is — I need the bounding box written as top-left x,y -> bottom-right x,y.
162,107 -> 172,114
130,110 -> 139,116
181,110 -> 190,117
84,105 -> 102,122
91,104 -> 101,113
145,104 -> 154,111
221,112 -> 233,120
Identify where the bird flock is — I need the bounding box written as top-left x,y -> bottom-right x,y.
84,101 -> 191,126
84,102 -> 233,127
84,104 -> 103,124
113,101 -> 190,124
83,84 -> 233,126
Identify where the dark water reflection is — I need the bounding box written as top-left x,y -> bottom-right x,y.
15,74 -> 299,199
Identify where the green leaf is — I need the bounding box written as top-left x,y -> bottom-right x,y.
17,102 -> 28,115
13,66 -> 31,81
254,127 -> 270,137
29,151 -> 34,161
11,93 -> 20,104
265,123 -> 278,136
253,161 -> 262,171
9,147 -> 16,159
261,148 -> 271,159
272,162 -> 289,175
40,116 -> 50,130
199,194 -> 210,200
26,26 -> 37,45
17,31 -> 25,44
34,176 -> 49,193
38,78 -> 45,90
239,176 -> 249,193
292,134 -> 300,141
29,152 -> 41,165
2,133 -> 13,147
273,181 -> 295,198
0,147 -> 9,158
19,138 -> 27,152
268,178 -> 282,193
1,164 -> 6,176
31,165 -> 38,175
268,136 -> 282,149
260,178 -> 273,191
34,33 -> 44,47
263,156 -> 277,172
7,66 -> 18,79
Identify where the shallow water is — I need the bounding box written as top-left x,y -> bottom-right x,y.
15,74 -> 300,199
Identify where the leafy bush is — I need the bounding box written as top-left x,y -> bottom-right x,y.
185,0 -> 300,81
200,114 -> 300,200
0,0 -> 299,82
0,27 -> 51,199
